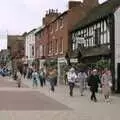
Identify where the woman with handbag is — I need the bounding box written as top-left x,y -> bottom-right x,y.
101,69 -> 112,103
67,67 -> 77,97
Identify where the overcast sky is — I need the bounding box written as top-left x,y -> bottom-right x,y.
0,0 -> 106,35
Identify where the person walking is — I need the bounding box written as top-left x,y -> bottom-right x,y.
32,69 -> 39,88
38,69 -> 44,87
88,69 -> 101,102
101,69 -> 112,103
78,70 -> 87,96
17,69 -> 22,88
49,68 -> 57,92
39,68 -> 46,86
67,67 -> 77,97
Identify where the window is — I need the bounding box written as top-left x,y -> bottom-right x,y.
49,40 -> 52,54
54,39 -> 58,54
39,45 -> 43,57
50,25 -> 53,33
94,28 -> 101,46
56,21 -> 59,31
32,45 -> 34,57
29,44 -> 34,58
59,37 -> 63,53
59,17 -> 64,28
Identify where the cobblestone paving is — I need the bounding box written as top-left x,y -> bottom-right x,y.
0,91 -> 70,111
0,76 -> 28,88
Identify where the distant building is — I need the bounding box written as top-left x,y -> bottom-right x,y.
8,35 -> 25,59
8,35 -> 25,73
0,30 -> 8,51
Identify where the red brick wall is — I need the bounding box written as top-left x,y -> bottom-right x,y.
35,0 -> 99,60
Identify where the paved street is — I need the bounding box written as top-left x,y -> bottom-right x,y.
0,76 -> 120,120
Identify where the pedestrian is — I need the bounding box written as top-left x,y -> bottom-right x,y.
101,68 -> 112,103
38,69 -> 44,87
32,69 -> 39,88
17,67 -> 22,88
23,67 -> 27,79
67,67 -> 77,97
40,68 -> 46,86
88,69 -> 101,102
78,70 -> 87,96
49,68 -> 57,92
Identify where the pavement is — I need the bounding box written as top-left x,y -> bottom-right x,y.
0,76 -> 120,120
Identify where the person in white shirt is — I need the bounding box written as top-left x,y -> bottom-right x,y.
78,70 -> 87,96
67,67 -> 77,96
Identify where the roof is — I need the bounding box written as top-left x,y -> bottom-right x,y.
51,10 -> 68,24
72,0 -> 120,32
34,11 -> 68,34
34,26 -> 45,35
8,35 -> 25,41
27,28 -> 37,35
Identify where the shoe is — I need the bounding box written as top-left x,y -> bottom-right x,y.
94,99 -> 97,102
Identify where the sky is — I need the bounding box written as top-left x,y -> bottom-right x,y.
0,0 -> 106,35
0,0 -> 106,51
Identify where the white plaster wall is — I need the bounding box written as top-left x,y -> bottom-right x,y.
25,32 -> 35,61
114,7 -> 120,82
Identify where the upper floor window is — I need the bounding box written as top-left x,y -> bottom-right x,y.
59,37 -> 63,53
59,17 -> 64,28
50,25 -> 53,33
56,21 -> 59,31
54,39 -> 58,54
94,28 -> 101,46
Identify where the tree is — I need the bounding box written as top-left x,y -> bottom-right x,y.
95,59 -> 110,70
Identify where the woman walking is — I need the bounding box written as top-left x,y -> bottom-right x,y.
101,69 -> 112,103
78,70 -> 87,96
17,68 -> 22,88
67,67 -> 77,97
88,69 -> 101,102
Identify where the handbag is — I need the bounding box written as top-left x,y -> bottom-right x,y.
108,81 -> 112,87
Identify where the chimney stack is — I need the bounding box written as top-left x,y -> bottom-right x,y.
83,0 -> 99,8
68,0 -> 83,9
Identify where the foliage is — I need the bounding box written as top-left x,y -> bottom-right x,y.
95,59 -> 110,70
43,59 -> 57,69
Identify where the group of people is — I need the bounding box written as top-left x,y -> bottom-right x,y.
67,67 -> 112,103
22,66 -> 57,92
11,64 -> 113,103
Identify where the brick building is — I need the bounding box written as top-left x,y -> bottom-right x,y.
8,35 -> 25,73
35,0 -> 99,83
8,35 -> 25,59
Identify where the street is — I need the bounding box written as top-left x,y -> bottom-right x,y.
0,76 -> 120,120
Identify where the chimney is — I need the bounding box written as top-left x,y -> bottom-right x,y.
42,9 -> 60,25
83,0 -> 99,8
68,1 -> 83,9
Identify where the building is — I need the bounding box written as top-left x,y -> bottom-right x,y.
8,35 -> 25,59
0,30 -> 8,51
25,29 -> 36,66
8,35 -> 25,73
71,0 -> 120,92
35,0 -> 99,84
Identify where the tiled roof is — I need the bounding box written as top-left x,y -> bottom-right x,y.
72,0 -> 120,32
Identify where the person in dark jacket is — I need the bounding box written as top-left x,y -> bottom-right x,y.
88,69 -> 101,102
